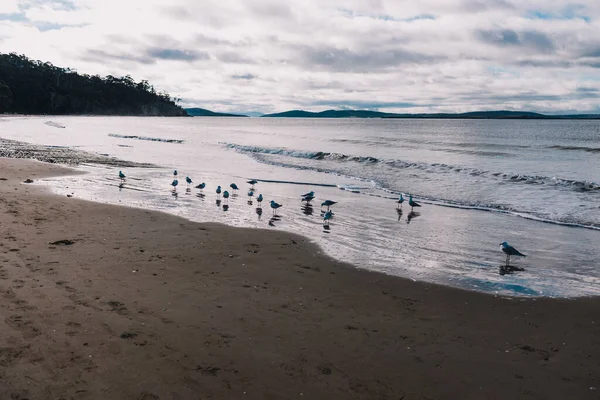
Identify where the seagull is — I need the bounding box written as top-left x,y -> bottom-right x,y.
223,190 -> 230,204
185,176 -> 192,187
302,194 -> 315,204
500,242 -> 526,268
171,179 -> 178,190
216,185 -> 222,199
173,170 -> 178,178
248,191 -> 254,200
321,200 -> 337,211
118,170 -> 126,182
408,195 -> 421,211
230,183 -> 239,194
301,191 -> 315,198
397,194 -> 404,209
257,194 -> 263,207
323,210 -> 333,227
270,200 -> 282,216
247,179 -> 258,188
195,182 -> 206,190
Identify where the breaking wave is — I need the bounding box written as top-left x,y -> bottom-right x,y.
225,143 -> 600,192
109,133 -> 184,144
547,145 -> 600,153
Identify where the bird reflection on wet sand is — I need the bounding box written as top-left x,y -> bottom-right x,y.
118,183 -> 124,191
268,215 -> 281,227
407,211 -> 420,224
216,199 -> 221,207
256,207 -> 263,220
223,204 -> 229,211
301,204 -> 314,216
396,208 -> 403,221
196,192 -> 205,199
185,188 -> 191,195
171,190 -> 178,199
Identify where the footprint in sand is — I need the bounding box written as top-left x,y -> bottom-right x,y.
5,315 -> 40,338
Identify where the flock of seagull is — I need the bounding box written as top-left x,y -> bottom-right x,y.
118,169 -> 526,270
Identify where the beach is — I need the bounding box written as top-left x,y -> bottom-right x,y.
0,157 -> 599,400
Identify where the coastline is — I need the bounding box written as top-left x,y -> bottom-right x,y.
1,157 -> 599,399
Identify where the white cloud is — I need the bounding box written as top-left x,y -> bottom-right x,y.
1,0 -> 600,114
0,0 -> 20,14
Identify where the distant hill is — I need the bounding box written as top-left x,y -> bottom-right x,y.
0,52 -> 186,116
261,109 -> 600,119
185,108 -> 247,117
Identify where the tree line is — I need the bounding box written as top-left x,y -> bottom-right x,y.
0,53 -> 187,116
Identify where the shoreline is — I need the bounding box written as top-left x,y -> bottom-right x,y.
0,157 -> 599,399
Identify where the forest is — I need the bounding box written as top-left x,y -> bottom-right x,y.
0,53 -> 187,116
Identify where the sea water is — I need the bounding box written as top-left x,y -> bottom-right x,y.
1,116 -> 599,297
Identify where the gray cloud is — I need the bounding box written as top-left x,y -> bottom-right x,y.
82,49 -> 155,65
146,48 -> 209,62
160,6 -> 193,21
476,29 -> 555,52
216,52 -> 257,64
297,46 -> 440,72
231,73 -> 257,80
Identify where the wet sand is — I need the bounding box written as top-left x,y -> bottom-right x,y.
0,158 -> 599,400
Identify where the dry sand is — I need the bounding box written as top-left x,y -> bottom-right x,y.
0,158 -> 598,400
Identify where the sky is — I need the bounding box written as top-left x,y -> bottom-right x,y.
1,0 -> 600,115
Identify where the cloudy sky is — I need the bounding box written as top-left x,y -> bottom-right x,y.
1,0 -> 600,114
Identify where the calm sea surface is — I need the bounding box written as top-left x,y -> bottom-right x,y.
2,116 -> 599,297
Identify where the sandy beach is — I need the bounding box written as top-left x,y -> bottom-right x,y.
0,157 -> 599,400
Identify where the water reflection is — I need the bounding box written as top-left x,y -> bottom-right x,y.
396,208 -> 403,221
216,199 -> 221,207
256,207 -> 263,220
223,204 -> 229,211
407,211 -> 420,224
269,215 -> 281,227
302,204 -> 314,216
118,183 -> 124,191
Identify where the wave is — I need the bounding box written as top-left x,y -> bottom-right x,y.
109,133 -> 184,144
547,145 -> 600,154
225,143 -> 600,192
45,121 -> 65,129
223,143 -> 379,163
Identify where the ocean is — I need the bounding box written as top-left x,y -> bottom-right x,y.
1,115 -> 599,297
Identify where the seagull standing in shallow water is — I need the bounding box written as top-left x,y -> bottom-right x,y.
397,194 -> 404,209
321,200 -> 337,211
302,194 -> 315,204
500,242 -> 526,268
118,171 -> 126,182
323,210 -> 333,227
216,185 -> 222,199
408,195 -> 421,211
185,176 -> 192,187
270,200 -> 282,216
256,194 -> 263,207
247,180 -> 258,189
171,179 -> 178,190
230,183 -> 239,194
223,190 -> 230,204
195,182 -> 206,190
173,170 -> 178,178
